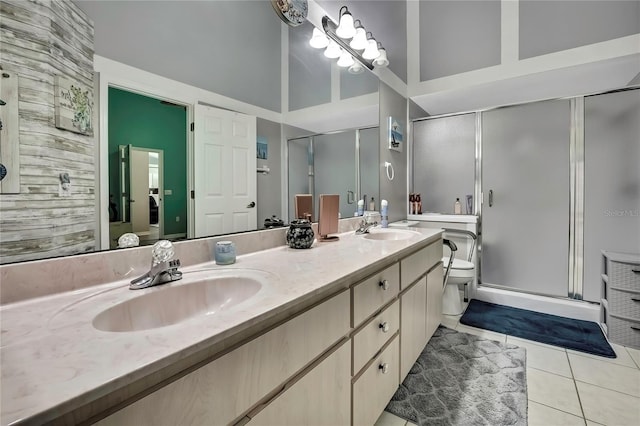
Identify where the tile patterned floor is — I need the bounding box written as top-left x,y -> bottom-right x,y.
375,313 -> 640,426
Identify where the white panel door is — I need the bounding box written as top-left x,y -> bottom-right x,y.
130,148 -> 150,234
194,104 -> 256,238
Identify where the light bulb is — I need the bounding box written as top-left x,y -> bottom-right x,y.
348,62 -> 364,74
324,40 -> 342,59
349,27 -> 367,50
309,28 -> 329,49
335,10 -> 356,39
337,51 -> 354,67
373,47 -> 389,67
362,38 -> 380,60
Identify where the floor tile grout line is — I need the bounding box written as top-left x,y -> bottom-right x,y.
566,350 -> 589,423
568,349 -> 640,370
528,399 -> 588,421
573,378 -> 640,399
624,347 -> 640,369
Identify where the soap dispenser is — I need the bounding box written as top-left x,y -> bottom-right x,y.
454,198 -> 462,214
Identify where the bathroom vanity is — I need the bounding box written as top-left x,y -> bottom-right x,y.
0,224 -> 443,425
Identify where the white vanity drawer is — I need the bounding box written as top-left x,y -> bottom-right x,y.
352,263 -> 399,327
352,335 -> 400,426
400,240 -> 442,290
352,300 -> 399,375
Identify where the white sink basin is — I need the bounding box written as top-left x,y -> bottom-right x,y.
362,228 -> 421,241
93,270 -> 268,332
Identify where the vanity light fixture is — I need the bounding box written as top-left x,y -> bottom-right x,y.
309,7 -> 389,71
348,62 -> 364,74
309,27 -> 329,49
362,33 -> 380,60
349,20 -> 367,50
335,6 -> 356,39
337,51 -> 355,68
372,43 -> 389,67
324,40 -> 342,59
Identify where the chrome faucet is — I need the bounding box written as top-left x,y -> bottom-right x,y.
130,240 -> 183,290
355,219 -> 378,234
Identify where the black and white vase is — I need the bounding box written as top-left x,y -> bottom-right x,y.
286,219 -> 315,249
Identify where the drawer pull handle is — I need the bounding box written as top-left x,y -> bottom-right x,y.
379,322 -> 390,333
631,297 -> 640,302
631,326 -> 640,332
632,268 -> 640,274
379,363 -> 389,374
379,279 -> 389,291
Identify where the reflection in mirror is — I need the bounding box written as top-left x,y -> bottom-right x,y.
0,0 -> 381,265
287,126 -> 379,222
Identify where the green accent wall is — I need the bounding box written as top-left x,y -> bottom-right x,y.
108,87 -> 187,236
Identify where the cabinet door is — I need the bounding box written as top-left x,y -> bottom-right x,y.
426,265 -> 444,340
400,277 -> 427,381
249,341 -> 351,426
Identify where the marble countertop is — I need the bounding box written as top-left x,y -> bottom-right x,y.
0,227 -> 442,425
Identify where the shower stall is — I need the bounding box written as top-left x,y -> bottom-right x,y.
411,87 -> 640,318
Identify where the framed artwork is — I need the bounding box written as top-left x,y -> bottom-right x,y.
54,75 -> 94,136
387,116 -> 403,152
257,136 -> 268,159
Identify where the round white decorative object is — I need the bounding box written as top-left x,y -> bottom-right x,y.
151,240 -> 175,264
117,233 -> 139,248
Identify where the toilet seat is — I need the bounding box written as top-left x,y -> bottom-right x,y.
442,257 -> 474,270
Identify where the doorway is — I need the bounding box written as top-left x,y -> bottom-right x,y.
107,87 -> 188,247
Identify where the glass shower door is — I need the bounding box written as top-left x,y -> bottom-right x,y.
481,99 -> 571,297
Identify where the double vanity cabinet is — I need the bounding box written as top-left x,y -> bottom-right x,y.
96,237 -> 443,426
0,226 -> 443,426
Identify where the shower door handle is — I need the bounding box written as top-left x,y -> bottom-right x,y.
347,190 -> 354,204
488,189 -> 494,207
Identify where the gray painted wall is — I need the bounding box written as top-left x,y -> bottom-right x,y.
256,118 -> 282,227
520,1 -> 640,59
289,21 -> 332,111
413,114 -> 476,214
75,0 -> 282,112
420,0 -> 501,81
379,82 -> 407,223
340,68 -> 379,100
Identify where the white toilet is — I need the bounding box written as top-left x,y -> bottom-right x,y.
442,256 -> 475,315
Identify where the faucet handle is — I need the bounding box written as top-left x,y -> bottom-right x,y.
151,240 -> 175,265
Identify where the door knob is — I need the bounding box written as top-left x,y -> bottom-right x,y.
247,201 -> 256,208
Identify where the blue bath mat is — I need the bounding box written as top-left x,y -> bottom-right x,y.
460,299 -> 616,358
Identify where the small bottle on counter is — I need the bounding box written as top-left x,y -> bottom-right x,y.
381,199 -> 389,228
357,199 -> 364,216
369,197 -> 376,211
416,194 -> 422,214
454,198 -> 462,215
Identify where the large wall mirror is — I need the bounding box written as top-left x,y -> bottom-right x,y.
0,0 -> 386,264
